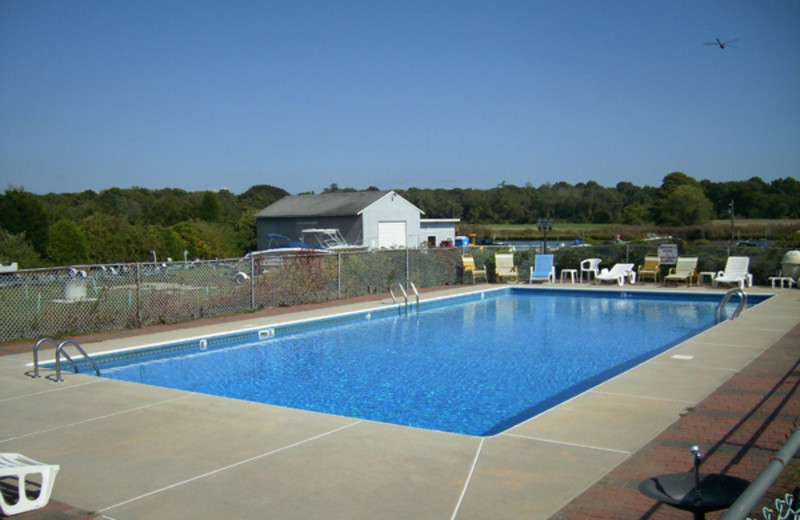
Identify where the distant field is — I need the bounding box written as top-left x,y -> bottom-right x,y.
485,219 -> 800,232
482,223 -> 613,233
473,219 -> 800,241
710,219 -> 800,227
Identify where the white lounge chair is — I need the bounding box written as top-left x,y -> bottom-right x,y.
0,453 -> 60,516
713,256 -> 752,289
529,254 -> 555,283
596,263 -> 636,286
580,258 -> 601,283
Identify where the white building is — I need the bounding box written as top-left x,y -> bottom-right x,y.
254,190 -> 458,250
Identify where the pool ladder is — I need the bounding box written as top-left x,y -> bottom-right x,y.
715,288 -> 747,323
390,280 -> 419,314
33,338 -> 100,382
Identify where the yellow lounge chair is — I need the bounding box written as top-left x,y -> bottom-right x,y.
664,256 -> 698,286
462,255 -> 487,284
638,255 -> 661,283
494,252 -> 519,283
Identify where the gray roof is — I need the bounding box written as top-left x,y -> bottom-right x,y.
254,190 -> 402,218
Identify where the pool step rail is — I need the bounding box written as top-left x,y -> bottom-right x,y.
389,280 -> 419,314
32,338 -> 101,382
715,288 -> 747,323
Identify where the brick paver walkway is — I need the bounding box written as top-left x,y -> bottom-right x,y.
552,324 -> 800,520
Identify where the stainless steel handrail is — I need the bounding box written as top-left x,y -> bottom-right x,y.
389,282 -> 408,308
32,337 -> 58,378
406,280 -> 420,309
55,339 -> 100,382
390,280 -> 420,314
716,288 -> 747,323
721,426 -> 800,519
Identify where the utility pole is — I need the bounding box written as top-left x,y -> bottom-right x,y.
729,200 -> 735,246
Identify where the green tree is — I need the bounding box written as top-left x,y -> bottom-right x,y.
81,214 -> 138,263
653,172 -> 713,225
0,229 -> 44,267
47,219 -> 89,264
234,214 -> 257,253
238,185 -> 289,212
172,222 -> 212,259
0,187 -> 50,255
194,191 -> 223,222
621,203 -> 651,225
657,184 -> 714,226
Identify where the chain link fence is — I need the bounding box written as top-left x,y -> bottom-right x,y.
2,243 -> 795,342
0,248 -> 462,342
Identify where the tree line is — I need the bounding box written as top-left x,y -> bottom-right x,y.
1,173 -> 798,268
398,174 -> 800,225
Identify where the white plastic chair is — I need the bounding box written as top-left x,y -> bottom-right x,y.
0,453 -> 60,516
596,263 -> 636,286
580,258 -> 601,283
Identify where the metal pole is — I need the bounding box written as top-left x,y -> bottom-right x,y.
250,254 -> 256,310
136,262 -> 141,327
337,252 -> 342,299
721,426 -> 800,519
406,248 -> 410,287
543,228 -> 548,254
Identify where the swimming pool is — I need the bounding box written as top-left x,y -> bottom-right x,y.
61,288 -> 766,436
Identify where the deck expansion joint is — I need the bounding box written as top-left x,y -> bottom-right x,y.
500,433 -> 632,455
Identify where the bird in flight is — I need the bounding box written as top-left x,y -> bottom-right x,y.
705,37 -> 738,49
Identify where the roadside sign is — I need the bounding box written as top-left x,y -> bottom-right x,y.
658,244 -> 678,265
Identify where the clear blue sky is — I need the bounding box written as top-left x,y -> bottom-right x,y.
1,1 -> 798,196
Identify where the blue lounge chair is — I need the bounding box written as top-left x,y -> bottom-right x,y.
529,254 -> 555,283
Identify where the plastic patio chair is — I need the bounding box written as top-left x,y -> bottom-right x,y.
462,255 -> 487,284
0,453 -> 60,516
637,255 -> 661,283
664,257 -> 699,286
529,254 -> 555,283
580,258 -> 601,283
596,263 -> 636,286
494,252 -> 519,283
713,256 -> 752,289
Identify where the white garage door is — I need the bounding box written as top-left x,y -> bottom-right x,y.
378,221 -> 407,248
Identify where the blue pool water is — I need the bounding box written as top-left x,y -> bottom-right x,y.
74,289 -> 765,436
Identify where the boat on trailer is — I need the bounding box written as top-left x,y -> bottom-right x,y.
299,229 -> 365,251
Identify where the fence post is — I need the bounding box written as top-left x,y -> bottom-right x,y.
250,254 -> 255,311
406,249 -> 410,284
337,252 -> 342,299
135,262 -> 142,327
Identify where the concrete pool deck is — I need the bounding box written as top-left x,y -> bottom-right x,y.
1,283 -> 798,519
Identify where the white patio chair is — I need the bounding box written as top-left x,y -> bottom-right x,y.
580,258 -> 601,283
0,453 -> 60,516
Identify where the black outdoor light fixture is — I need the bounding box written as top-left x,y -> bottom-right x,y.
537,218 -> 553,254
